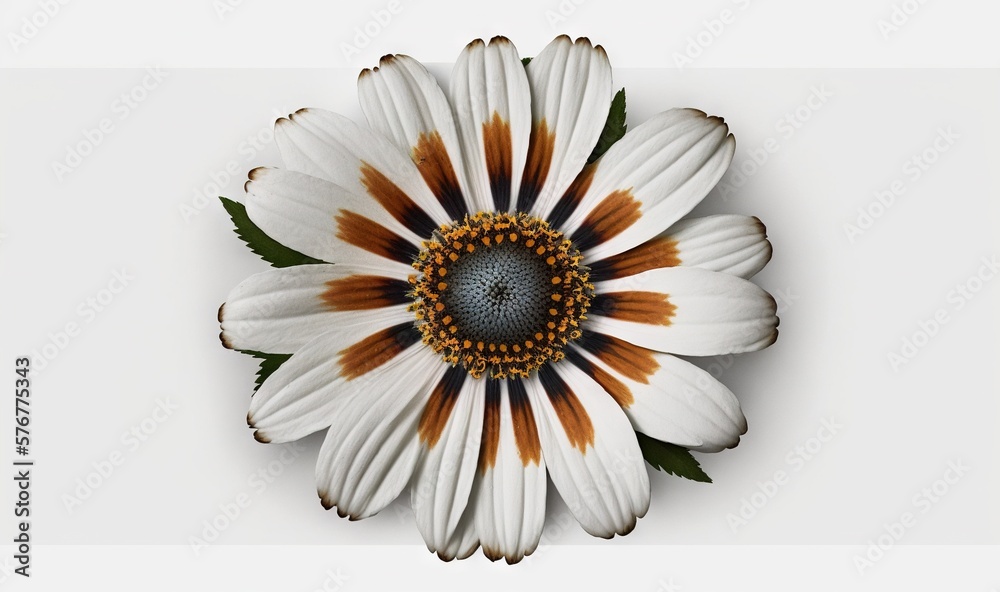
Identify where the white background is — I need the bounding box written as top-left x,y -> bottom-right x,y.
1,0 -> 998,590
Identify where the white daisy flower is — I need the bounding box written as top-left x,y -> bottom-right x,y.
219,35 -> 778,563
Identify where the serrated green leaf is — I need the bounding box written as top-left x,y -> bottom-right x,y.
220,196 -> 324,268
636,431 -> 712,483
239,350 -> 293,393
588,88 -> 627,163
521,57 -> 532,66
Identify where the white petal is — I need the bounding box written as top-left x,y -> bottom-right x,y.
568,343 -> 746,452
434,504 -> 479,561
662,214 -> 772,279
248,323 -> 423,443
450,36 -> 532,213
316,352 -> 447,519
590,266 -> 778,356
359,55 -> 474,220
274,108 -> 451,227
520,36 -> 612,218
412,372 -> 485,553
244,167 -> 424,273
220,264 -> 412,354
473,380 -> 547,563
561,109 -> 735,261
524,367 -> 649,538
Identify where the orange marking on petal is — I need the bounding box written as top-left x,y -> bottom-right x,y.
565,349 -> 634,408
593,291 -> 676,326
482,111 -> 514,211
412,131 -> 467,220
589,237 -> 682,281
338,323 -> 420,381
579,332 -> 660,384
319,275 -> 410,311
508,380 -> 542,465
479,380 -> 502,472
571,189 -> 642,252
548,162 -> 597,228
538,367 -> 594,453
359,162 -> 437,237
335,209 -> 416,264
418,366 -> 466,447
516,119 -> 555,212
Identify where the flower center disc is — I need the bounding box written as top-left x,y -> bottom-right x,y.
410,212 -> 593,379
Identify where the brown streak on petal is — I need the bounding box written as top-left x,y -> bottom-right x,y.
590,364 -> 633,408
482,111 -> 513,211
479,380 -> 502,472
592,291 -> 676,326
516,119 -> 555,213
418,365 -> 466,447
538,367 -> 594,453
508,379 -> 542,465
578,331 -> 659,384
338,322 -> 420,381
412,131 -> 467,221
589,237 -> 681,282
571,189 -> 642,252
320,275 -> 410,311
547,162 -> 596,229
565,349 -> 633,408
335,209 -> 417,264
359,162 -> 437,238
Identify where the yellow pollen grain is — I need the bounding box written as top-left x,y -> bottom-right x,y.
477,342 -> 485,351
551,276 -> 562,284
463,340 -> 472,349
482,236 -> 491,246
499,344 -> 507,352
434,302 -> 445,312
512,344 -> 521,352
495,234 -> 504,244
525,340 -> 533,348
509,233 -> 518,242
442,316 -> 452,325
549,308 -> 558,315
453,241 -> 463,249
467,244 -> 475,253
525,239 -> 535,247
546,256 -> 556,265
448,252 -> 459,262
551,294 -> 562,301
489,343 -> 496,352
438,268 -> 447,277
536,246 -> 546,255
437,282 -> 447,291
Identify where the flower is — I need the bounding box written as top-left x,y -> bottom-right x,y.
219,35 -> 778,563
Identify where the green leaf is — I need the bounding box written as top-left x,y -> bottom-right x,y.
588,87 -> 627,163
219,196 -> 324,268
521,56 -> 532,66
636,431 -> 712,483
239,350 -> 293,393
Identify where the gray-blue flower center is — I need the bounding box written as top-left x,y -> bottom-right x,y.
440,241 -> 551,344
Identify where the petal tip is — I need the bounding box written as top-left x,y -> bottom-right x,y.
217,302 -> 226,323
219,331 -> 234,350
252,429 -> 271,444
247,166 -> 265,181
